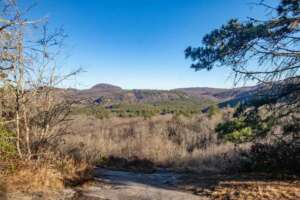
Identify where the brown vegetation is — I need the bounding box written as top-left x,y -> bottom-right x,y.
1,155 -> 91,195
178,173 -> 300,200
58,109 -> 248,173
0,1 -> 90,197
211,180 -> 300,200
0,0 -> 299,199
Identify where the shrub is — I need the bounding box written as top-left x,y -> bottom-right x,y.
216,118 -> 254,143
207,104 -> 221,118
72,105 -> 110,119
224,127 -> 253,144
91,106 -> 111,119
0,124 -> 17,161
240,142 -> 299,173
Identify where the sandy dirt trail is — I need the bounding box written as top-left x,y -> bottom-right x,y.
74,167 -> 207,200
4,168 -> 300,199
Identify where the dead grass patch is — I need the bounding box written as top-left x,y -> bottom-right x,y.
2,156 -> 92,194
211,180 -> 300,200
178,173 -> 300,200
4,162 -> 64,193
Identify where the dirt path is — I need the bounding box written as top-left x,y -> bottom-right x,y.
4,168 -> 299,199
74,167 -> 207,200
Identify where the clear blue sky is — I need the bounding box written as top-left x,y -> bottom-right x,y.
30,0 -> 272,89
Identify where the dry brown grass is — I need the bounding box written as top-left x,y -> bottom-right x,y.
1,155 -> 92,194
211,180 -> 300,200
58,111 -> 246,173
177,173 -> 300,200
3,162 -> 64,193
6,166 -> 63,192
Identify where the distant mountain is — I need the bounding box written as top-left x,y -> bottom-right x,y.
65,83 -> 257,106
174,86 -> 254,101
89,83 -> 122,91
70,85 -> 193,105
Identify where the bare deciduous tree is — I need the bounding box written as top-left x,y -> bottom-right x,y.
0,0 -> 81,160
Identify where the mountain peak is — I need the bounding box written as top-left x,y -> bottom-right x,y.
90,83 -> 122,90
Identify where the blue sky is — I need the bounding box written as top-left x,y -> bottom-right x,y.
30,0 -> 272,89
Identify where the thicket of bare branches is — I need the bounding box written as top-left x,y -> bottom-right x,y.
0,0 -> 80,160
